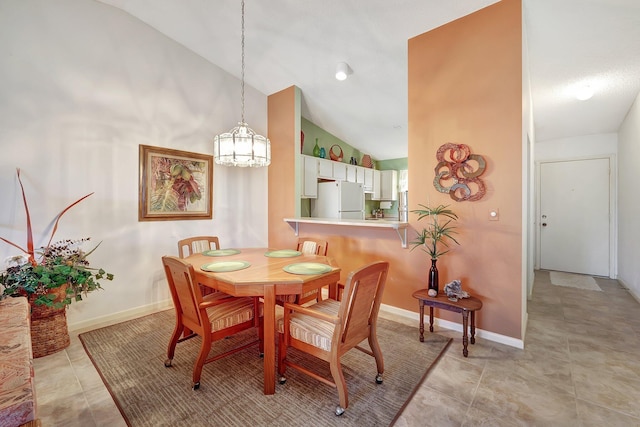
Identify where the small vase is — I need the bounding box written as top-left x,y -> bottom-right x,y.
428,259 -> 439,293
319,147 -> 326,158
313,138 -> 320,157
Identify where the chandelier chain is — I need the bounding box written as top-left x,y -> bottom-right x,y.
240,0 -> 245,124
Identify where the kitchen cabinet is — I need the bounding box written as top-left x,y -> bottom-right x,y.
363,168 -> 374,192
317,157 -> 333,179
356,167 -> 365,185
380,170 -> 398,201
332,162 -> 347,181
372,169 -> 382,200
346,165 -> 357,182
302,155 -> 318,198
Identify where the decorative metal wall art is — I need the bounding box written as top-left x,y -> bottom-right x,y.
434,143 -> 486,202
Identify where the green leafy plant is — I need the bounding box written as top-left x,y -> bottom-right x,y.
0,168 -> 114,308
410,204 -> 459,260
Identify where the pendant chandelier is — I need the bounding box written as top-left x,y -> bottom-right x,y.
213,0 -> 271,167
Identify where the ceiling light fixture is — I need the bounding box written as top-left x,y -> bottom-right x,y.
213,0 -> 270,167
575,85 -> 594,101
335,62 -> 352,81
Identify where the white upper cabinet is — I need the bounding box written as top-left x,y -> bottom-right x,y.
380,170 -> 398,201
346,164 -> 357,182
317,157 -> 333,179
372,169 -> 382,200
333,162 -> 347,181
363,168 -> 374,192
302,155 -> 318,198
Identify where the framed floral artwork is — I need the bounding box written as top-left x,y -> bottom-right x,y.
138,145 -> 213,221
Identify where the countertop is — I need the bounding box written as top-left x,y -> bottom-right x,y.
284,217 -> 408,229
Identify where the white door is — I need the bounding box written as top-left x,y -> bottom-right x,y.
539,158 -> 610,276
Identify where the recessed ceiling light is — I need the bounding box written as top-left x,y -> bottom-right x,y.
335,62 -> 352,81
575,85 -> 594,101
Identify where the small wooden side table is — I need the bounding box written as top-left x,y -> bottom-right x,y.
412,289 -> 483,357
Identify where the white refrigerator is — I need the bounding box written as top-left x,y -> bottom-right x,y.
311,181 -> 365,219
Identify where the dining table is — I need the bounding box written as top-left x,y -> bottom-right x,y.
187,247 -> 341,395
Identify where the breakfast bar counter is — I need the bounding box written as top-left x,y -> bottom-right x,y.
284,217 -> 409,247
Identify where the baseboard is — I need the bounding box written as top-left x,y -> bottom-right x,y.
68,300 -> 173,334
379,303 -> 524,349
616,277 -> 640,304
67,297 -> 523,349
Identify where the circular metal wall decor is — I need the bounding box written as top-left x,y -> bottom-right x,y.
434,143 -> 486,202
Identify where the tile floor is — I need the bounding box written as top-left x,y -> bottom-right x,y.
33,270 -> 640,426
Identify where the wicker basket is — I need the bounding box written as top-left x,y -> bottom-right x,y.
329,144 -> 344,162
29,285 -> 71,358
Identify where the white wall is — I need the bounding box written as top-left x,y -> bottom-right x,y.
535,133 -> 618,161
0,0 -> 268,328
618,92 -> 640,298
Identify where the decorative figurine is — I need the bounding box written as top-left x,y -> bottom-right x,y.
443,279 -> 469,301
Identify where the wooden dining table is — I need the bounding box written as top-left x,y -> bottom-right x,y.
187,247 -> 341,395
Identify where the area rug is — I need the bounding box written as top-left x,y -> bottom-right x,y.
79,309 -> 450,427
549,271 -> 602,291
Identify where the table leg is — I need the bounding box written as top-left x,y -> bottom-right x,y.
262,285 -> 276,394
461,310 -> 469,357
429,307 -> 434,333
418,300 -> 425,342
470,311 -> 476,345
328,281 -> 338,301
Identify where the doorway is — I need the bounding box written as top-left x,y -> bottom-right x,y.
536,157 -> 614,277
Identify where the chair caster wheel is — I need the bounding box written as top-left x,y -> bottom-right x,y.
375,374 -> 383,384
278,376 -> 287,385
192,382 -> 200,390
335,406 -> 345,416
164,359 -> 172,367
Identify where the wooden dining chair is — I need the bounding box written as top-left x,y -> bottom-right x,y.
177,236 -> 220,258
295,237 -> 329,305
277,261 -> 389,415
178,236 -> 221,296
162,256 -> 263,390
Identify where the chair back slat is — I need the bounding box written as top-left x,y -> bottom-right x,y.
339,262 -> 388,346
177,236 -> 220,258
162,256 -> 204,328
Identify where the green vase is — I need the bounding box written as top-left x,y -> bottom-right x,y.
313,138 -> 321,157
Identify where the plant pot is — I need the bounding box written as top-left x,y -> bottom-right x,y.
428,259 -> 439,293
29,285 -> 71,358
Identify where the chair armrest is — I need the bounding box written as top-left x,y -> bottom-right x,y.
283,302 -> 339,324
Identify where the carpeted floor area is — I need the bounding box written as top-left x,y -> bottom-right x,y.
79,309 -> 450,427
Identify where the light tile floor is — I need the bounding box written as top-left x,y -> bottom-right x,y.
33,271 -> 640,426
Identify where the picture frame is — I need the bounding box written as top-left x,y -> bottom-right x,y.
138,145 -> 213,221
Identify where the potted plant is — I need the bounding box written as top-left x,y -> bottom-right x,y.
0,168 -> 114,357
410,204 -> 459,293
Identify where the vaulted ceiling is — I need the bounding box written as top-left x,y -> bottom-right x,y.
98,0 -> 640,160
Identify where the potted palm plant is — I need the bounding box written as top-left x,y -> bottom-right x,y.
0,168 -> 114,357
410,204 -> 459,293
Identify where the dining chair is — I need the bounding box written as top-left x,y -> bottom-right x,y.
295,237 -> 329,304
178,236 -> 221,296
162,256 -> 263,390
277,261 -> 389,415
177,236 -> 220,258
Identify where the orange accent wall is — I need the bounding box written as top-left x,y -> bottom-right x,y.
408,0 -> 523,338
268,0 -> 523,340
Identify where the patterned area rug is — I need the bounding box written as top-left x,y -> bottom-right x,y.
79,309 -> 451,427
549,271 -> 602,291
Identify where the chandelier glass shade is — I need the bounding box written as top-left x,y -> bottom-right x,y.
213,0 -> 271,167
213,122 -> 270,167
